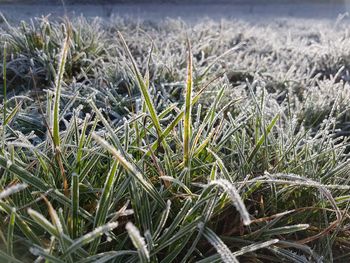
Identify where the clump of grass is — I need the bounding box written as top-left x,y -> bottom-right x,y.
1,15 -> 350,263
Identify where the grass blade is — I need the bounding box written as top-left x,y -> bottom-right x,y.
63,222 -> 119,257
247,114 -> 279,164
0,183 -> 27,200
0,250 -> 22,263
199,223 -> 239,263
90,160 -> 119,254
118,31 -> 162,136
2,41 -> 7,126
71,172 -> 80,239
7,208 -> 16,258
53,30 -> 70,148
207,179 -> 251,226
183,39 -> 193,175
126,222 -> 150,263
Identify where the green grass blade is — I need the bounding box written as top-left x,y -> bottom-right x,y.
30,246 -> 66,263
76,251 -> 138,263
118,31 -> 162,136
183,39 -> 193,175
71,172 -> 79,239
90,160 -> 119,254
4,102 -> 22,126
6,208 -> 16,258
247,114 -> 279,164
153,200 -> 171,240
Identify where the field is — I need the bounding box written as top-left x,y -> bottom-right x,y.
1,13 -> 350,262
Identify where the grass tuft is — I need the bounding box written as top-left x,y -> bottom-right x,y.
1,15 -> 350,262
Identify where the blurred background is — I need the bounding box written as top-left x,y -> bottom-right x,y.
1,0 -> 350,3
1,0 -> 350,22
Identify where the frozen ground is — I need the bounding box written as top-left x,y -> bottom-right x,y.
1,2 -> 350,23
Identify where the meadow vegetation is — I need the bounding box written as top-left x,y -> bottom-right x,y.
0,15 -> 350,262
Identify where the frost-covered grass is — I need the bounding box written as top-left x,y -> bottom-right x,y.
1,15 -> 350,262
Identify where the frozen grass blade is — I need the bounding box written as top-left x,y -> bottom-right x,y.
28,208 -> 59,237
0,183 -> 27,200
207,148 -> 233,182
232,239 -> 279,256
199,223 -> 239,263
153,199 -> 171,240
2,41 -> 7,152
3,102 -> 22,126
71,172 -> 79,239
126,222 -> 150,263
262,224 -> 310,237
30,246 -> 66,263
208,179 -> 251,226
90,160 -> 119,254
63,222 -> 119,257
76,251 -> 138,263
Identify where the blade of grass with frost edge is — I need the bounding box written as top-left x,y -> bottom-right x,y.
261,224 -> 310,237
207,179 -> 251,226
0,183 -> 27,200
232,239 -> 279,257
126,222 -> 150,263
43,196 -> 74,263
28,208 -> 89,258
144,79 -> 216,156
63,222 -> 119,258
199,223 -> 239,263
30,246 -> 66,263
72,172 -> 79,239
90,160 -> 119,254
153,199 -> 171,240
76,251 -> 138,263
